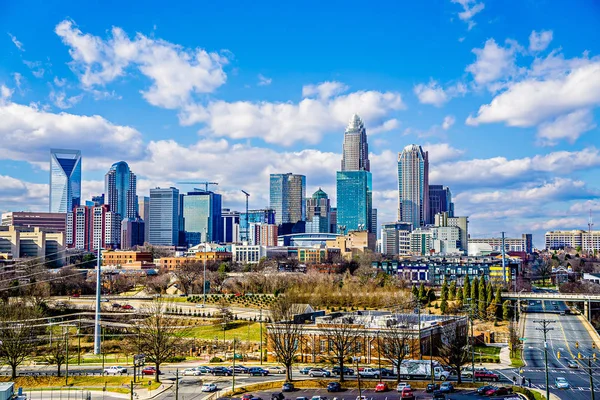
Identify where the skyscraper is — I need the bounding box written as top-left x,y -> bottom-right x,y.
148,187 -> 180,246
398,145 -> 429,228
49,149 -> 81,213
222,209 -> 240,243
182,190 -> 223,245
269,173 -> 306,225
105,161 -> 138,220
342,114 -> 370,172
138,196 -> 150,243
305,188 -> 330,233
428,185 -> 453,224
336,114 -> 373,233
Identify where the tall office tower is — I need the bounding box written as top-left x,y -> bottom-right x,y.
329,208 -> 337,234
250,223 -> 278,246
240,209 -> 276,241
371,208 -> 378,237
341,114 -> 370,172
269,173 -> 306,225
138,196 -> 150,244
148,187 -> 180,246
105,161 -> 138,220
182,190 -> 223,246
434,211 -> 469,253
121,218 -> 145,249
428,185 -> 453,224
305,188 -> 331,233
66,205 -> 118,250
50,149 -> 81,213
222,209 -> 240,243
398,145 -> 429,228
336,115 -> 373,233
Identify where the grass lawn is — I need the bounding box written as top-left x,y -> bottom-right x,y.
185,321 -> 262,342
0,376 -> 162,392
510,348 -> 524,368
474,345 -> 501,363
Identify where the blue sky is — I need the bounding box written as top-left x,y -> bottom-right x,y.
1,0 -> 599,246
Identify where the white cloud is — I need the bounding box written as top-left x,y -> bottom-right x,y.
49,90 -> 84,110
179,86 -> 405,145
529,30 -> 553,52
55,19 -> 229,109
451,0 -> 485,30
370,119 -> 400,134
442,115 -> 455,130
257,74 -> 272,86
23,60 -> 45,78
8,33 -> 24,51
13,73 -> 22,90
0,85 -> 13,100
569,200 -> 600,214
302,81 -> 349,99
424,142 -> 465,163
53,77 -> 67,87
0,175 -> 48,213
529,217 -> 587,231
537,109 -> 596,145
414,80 -> 466,106
466,39 -> 519,88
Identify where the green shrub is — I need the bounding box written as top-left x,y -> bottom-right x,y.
210,357 -> 223,363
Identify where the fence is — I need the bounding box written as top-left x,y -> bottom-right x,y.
22,389 -> 92,400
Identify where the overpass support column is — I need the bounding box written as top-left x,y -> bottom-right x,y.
588,299 -> 592,321
584,300 -> 590,321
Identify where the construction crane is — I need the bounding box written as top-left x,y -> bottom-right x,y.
176,182 -> 219,192
241,190 -> 250,243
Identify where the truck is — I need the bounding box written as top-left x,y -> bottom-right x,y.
358,368 -> 380,378
395,360 -> 450,381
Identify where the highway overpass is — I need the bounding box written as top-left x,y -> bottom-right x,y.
503,292 -> 600,320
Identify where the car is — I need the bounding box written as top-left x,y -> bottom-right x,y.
104,366 -> 127,374
142,366 -> 159,375
121,304 -> 134,310
282,383 -> 295,392
266,366 -> 286,374
198,366 -> 213,374
400,388 -> 415,400
211,367 -> 232,376
475,370 -> 499,382
311,396 -> 327,400
432,390 -> 445,400
476,385 -> 496,395
271,394 -> 284,400
230,365 -> 249,373
100,298 -> 109,302
299,367 -> 311,375
358,367 -> 380,378
396,382 -> 411,392
201,383 -> 217,392
331,366 -> 355,376
112,303 -> 121,308
484,386 -> 512,396
296,397 -> 309,400
567,360 -> 579,368
242,395 -> 254,400
248,367 -> 269,376
71,293 -> 80,298
355,397 -> 367,400
426,383 -> 440,393
327,382 -> 341,392
379,368 -> 394,377
375,382 -> 389,392
555,377 -> 570,389
308,368 -> 330,377
182,368 -> 202,376
439,382 -> 454,393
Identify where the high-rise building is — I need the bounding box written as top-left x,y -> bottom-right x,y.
182,190 -> 223,246
398,145 -> 429,228
371,208 -> 378,237
251,223 -> 278,246
240,209 -> 276,241
222,209 -> 240,243
428,185 -> 453,223
148,187 -> 180,246
341,114 -> 370,172
121,218 -> 145,249
1,212 -> 67,232
329,208 -> 337,234
50,149 -> 81,213
105,161 -> 138,220
434,212 -> 468,253
305,188 -> 330,233
269,173 -> 306,225
138,196 -> 150,244
66,204 -> 119,250
381,221 -> 412,256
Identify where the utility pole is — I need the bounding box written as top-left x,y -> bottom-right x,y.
175,369 -> 179,400
376,331 -> 382,382
94,236 -> 102,355
465,298 -> 476,383
414,297 -> 423,360
259,309 -> 263,365
501,231 -> 507,283
430,328 -> 434,385
203,227 -> 207,306
588,357 -> 596,400
232,339 -> 237,394
533,319 -> 555,400
65,330 -> 69,386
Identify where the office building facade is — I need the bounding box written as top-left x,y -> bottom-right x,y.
336,170 -> 372,234
428,185 -> 453,224
183,191 -> 223,245
0,226 -> 65,266
1,212 -> 67,232
222,209 -> 240,243
121,218 -> 145,249
381,221 -> 412,256
398,145 -> 429,228
341,114 -> 370,172
49,149 -> 81,213
105,161 -> 138,220
138,196 -> 150,244
434,212 -> 468,253
66,204 -> 119,250
148,187 -> 180,246
305,188 -> 330,233
269,173 -> 306,225
469,234 -> 533,254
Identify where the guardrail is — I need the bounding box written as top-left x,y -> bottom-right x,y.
503,292 -> 600,301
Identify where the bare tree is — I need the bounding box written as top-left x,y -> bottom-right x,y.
0,302 -> 43,378
377,316 -> 415,383
216,298 -> 233,328
323,316 -> 362,382
267,295 -> 304,381
44,336 -> 67,377
508,321 -> 521,359
437,321 -> 471,384
173,262 -> 203,295
132,301 -> 186,382
146,273 -> 171,295
536,260 -> 553,286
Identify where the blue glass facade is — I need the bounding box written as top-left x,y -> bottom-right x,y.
49,149 -> 81,213
336,170 -> 372,233
269,173 -> 306,225
105,161 -> 137,219
148,187 -> 180,246
183,191 -> 223,245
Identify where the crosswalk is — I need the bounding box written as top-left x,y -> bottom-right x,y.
527,383 -> 600,392
520,367 -> 589,375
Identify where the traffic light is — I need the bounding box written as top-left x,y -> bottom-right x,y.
594,353 -> 597,361
578,352 -> 582,359
593,343 -> 597,350
557,351 -> 561,359
576,341 -> 579,349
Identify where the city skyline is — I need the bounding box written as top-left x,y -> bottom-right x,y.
1,1 -> 600,246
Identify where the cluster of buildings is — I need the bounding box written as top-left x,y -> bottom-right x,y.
545,230 -> 600,252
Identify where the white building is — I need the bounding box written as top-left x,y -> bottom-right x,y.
469,234 -> 533,254
432,226 -> 461,254
545,230 -> 584,250
231,243 -> 267,264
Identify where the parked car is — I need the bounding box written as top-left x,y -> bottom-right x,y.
439,382 -> 454,393
282,383 -> 295,392
567,360 -> 579,368
212,367 -> 232,376
296,397 -> 309,400
248,367 -> 269,376
299,367 -> 311,375
267,366 -> 286,374
201,383 -> 217,392
379,368 -> 394,377
230,365 -> 249,373
242,395 -> 254,400
198,366 -> 213,374
310,396 -> 327,400
432,390 -> 445,400
400,388 -> 415,400
331,366 -> 355,376
308,368 -> 330,377
142,366 -> 159,375
327,382 -> 341,392
182,368 -> 201,376
476,385 -> 496,395
375,382 -> 389,392
555,377 -> 570,389
121,304 -> 134,310
104,366 -> 127,375
271,393 -> 284,400
396,383 -> 411,392
426,383 -> 440,393
484,386 -> 512,396
475,370 -> 499,382
71,293 -> 80,298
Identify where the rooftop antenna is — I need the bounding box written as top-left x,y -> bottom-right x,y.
588,209 -> 594,256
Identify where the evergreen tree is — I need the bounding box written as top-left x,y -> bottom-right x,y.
411,285 -> 419,300
486,284 -> 494,305
449,281 -> 457,301
418,283 -> 426,303
471,277 -> 479,304
440,298 -> 448,314
502,300 -> 511,321
478,279 -> 486,318
456,288 -> 463,303
463,276 -> 471,303
441,278 -> 449,301
495,287 -> 502,318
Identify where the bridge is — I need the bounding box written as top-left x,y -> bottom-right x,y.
502,292 -> 600,320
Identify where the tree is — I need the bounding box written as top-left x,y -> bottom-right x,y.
323,317 -> 361,382
537,260 -> 553,286
0,302 -> 42,378
418,283 -> 426,303
486,284 -> 494,306
267,295 -> 304,381
45,336 -> 67,377
456,287 -> 464,305
411,285 -> 419,300
478,278 -> 486,318
449,281 -> 457,301
132,301 -> 186,382
471,277 -> 479,306
440,278 -> 448,302
508,322 -> 521,358
377,317 -> 414,383
463,276 -> 471,303
216,298 -> 233,328
440,298 -> 448,314
502,300 -> 512,321
173,262 -> 204,295
438,322 -> 471,384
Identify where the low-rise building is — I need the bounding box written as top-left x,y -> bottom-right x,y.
159,256 -> 195,270
102,250 -> 153,266
194,251 -> 232,263
0,226 -> 65,266
325,230 -> 375,261
1,211 -> 67,232
231,244 -> 267,264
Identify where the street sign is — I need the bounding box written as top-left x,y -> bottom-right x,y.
519,338 -> 527,341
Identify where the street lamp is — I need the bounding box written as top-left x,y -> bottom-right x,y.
352,356 -> 362,400
222,322 -> 226,356
203,228 -> 208,306
376,331 -> 382,383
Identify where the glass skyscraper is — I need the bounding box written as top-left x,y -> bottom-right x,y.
148,187 -> 180,246
269,173 -> 306,225
183,191 -> 223,245
342,114 -> 370,172
105,161 -> 138,220
398,144 -> 429,228
49,149 -> 81,213
428,185 -> 454,224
